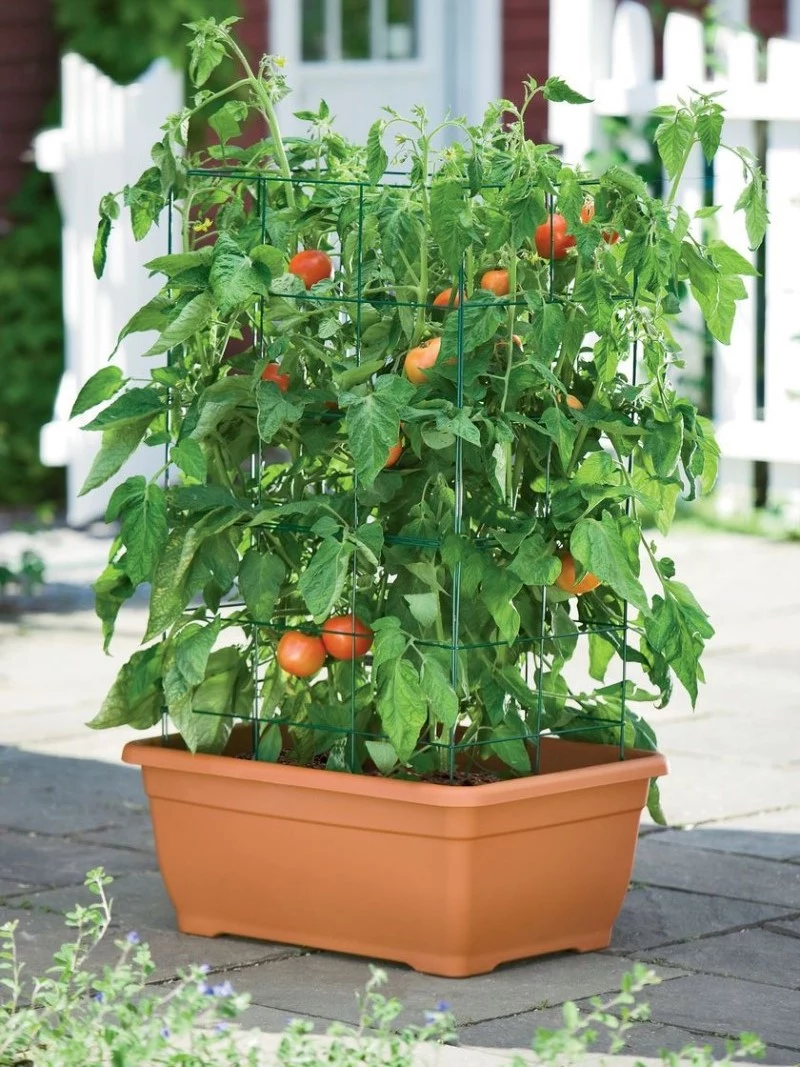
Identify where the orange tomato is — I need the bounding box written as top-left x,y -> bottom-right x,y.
554,552 -> 601,596
403,337 -> 441,385
433,287 -> 460,308
565,394 -> 584,410
384,441 -> 403,468
480,269 -> 510,296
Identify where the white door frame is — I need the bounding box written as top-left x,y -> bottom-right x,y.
268,0 -> 501,131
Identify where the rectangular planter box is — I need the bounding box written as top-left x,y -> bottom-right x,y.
123,731 -> 666,977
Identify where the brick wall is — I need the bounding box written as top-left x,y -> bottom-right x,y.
0,0 -> 59,226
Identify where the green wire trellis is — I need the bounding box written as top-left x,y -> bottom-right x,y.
159,167 -> 640,779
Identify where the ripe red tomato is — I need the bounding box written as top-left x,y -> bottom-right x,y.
288,249 -> 333,289
534,214 -> 576,260
321,613 -> 374,660
403,337 -> 441,385
276,631 -> 327,677
602,229 -> 620,245
384,441 -> 403,468
433,287 -> 460,308
480,269 -> 510,296
261,363 -> 290,393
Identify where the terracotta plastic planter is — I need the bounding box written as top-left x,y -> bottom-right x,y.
123,730 -> 666,977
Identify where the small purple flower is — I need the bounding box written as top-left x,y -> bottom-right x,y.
199,963 -> 211,974
160,1026 -> 171,1039
125,931 -> 141,945
198,982 -> 213,995
213,1022 -> 229,1033
435,1000 -> 451,1013
211,980 -> 234,997
91,991 -> 104,1002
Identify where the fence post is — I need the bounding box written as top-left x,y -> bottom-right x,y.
36,55 -> 182,527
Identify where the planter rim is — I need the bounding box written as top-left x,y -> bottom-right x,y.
122,732 -> 667,809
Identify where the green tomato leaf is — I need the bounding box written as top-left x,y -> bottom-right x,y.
238,549 -> 285,623
508,534 -> 561,586
376,658 -> 427,762
420,655 -> 459,728
570,513 -> 650,616
256,380 -> 304,442
170,439 -> 207,483
298,538 -> 353,621
210,233 -> 271,314
145,290 -> 217,356
429,177 -> 472,277
366,119 -> 388,184
88,644 -> 165,730
70,366 -> 125,418
543,76 -> 593,104
82,388 -> 164,432
79,416 -> 154,496
345,389 -> 401,487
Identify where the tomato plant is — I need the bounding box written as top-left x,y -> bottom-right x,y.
81,20 -> 766,815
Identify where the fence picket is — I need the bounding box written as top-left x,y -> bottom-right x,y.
36,55 -> 182,526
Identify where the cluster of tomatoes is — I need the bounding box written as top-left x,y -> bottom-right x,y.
276,613 -> 374,678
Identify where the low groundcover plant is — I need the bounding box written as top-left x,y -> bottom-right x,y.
0,872 -> 766,1066
74,17 -> 765,818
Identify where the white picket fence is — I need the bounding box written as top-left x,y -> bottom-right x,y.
549,0 -> 800,518
36,54 -> 182,527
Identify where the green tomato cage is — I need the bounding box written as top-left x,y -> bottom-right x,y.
156,163 -> 651,784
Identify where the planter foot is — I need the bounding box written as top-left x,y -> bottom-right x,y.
177,916 -> 223,938
572,930 -> 612,953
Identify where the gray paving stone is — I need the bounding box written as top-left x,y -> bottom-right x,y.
461,1005 -> 798,1064
4,871 -> 174,930
611,885 -> 792,953
0,903 -> 302,987
633,837 -> 800,908
75,819 -> 155,855
0,829 -> 157,895
638,927 -> 800,990
641,973 -> 800,1051
765,917 -> 800,939
237,1004 -> 338,1033
655,813 -> 800,860
233,950 -> 686,1027
0,746 -> 148,834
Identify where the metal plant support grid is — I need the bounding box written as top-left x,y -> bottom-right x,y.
157,167 -> 639,780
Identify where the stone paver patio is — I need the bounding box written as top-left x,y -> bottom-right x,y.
1,523 -> 799,1064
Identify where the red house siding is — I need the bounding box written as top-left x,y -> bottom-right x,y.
503,0 -> 550,143
0,0 -> 59,225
